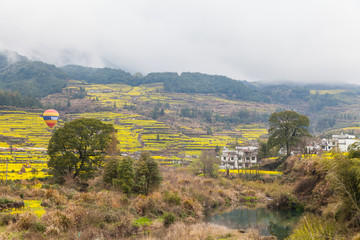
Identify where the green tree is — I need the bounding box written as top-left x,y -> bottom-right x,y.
134,152 -> 162,195
48,118 -> 116,182
103,158 -> 120,184
115,157 -> 135,194
191,150 -> 219,178
215,145 -> 221,153
257,139 -> 269,161
268,111 -> 310,157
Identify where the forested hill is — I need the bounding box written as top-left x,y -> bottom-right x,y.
62,65 -> 356,108
61,65 -> 133,85
2,52 -> 267,103
61,65 -> 267,102
0,51 -> 67,98
0,61 -> 67,98
163,72 -> 268,102
1,50 -> 359,111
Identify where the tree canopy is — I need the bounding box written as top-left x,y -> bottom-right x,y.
134,152 -> 162,195
103,153 -> 162,195
48,118 -> 116,182
190,150 -> 219,178
0,61 -> 67,98
268,111 -> 311,156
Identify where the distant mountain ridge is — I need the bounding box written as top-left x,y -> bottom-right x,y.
0,50 -> 27,69
61,65 -> 267,102
0,50 -> 67,98
0,50 -> 358,108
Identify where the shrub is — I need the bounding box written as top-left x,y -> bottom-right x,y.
114,214 -> 139,238
288,214 -> 344,240
33,221 -> 46,232
0,213 -> 17,226
0,198 -> 14,204
132,217 -> 152,227
12,212 -> 37,230
323,155 -> 360,225
44,189 -> 67,205
42,209 -> 76,231
163,212 -> 176,227
103,210 -> 120,223
132,193 -> 163,216
163,191 -> 181,206
294,176 -> 319,195
103,158 -> 120,184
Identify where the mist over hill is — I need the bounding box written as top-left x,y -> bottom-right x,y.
0,51 -> 67,98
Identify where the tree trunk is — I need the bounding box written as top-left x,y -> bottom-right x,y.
286,141 -> 291,157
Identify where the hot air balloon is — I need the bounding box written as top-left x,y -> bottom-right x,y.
43,109 -> 59,128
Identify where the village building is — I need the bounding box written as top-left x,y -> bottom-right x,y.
321,133 -> 359,152
306,133 -> 360,153
220,146 -> 258,170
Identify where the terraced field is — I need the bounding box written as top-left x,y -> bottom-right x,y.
83,83 -> 277,115
67,111 -> 268,163
310,89 -> 347,95
0,108 -> 268,178
0,111 -> 54,180
0,82 -> 272,179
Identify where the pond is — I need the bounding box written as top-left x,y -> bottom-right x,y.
206,207 -> 302,240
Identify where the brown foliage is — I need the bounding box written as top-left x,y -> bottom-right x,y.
294,176 -> 319,196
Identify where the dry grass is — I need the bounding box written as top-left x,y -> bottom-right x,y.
143,222 -> 267,240
0,167 -> 276,239
10,212 -> 37,231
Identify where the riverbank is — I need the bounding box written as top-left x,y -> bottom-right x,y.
256,154 -> 360,239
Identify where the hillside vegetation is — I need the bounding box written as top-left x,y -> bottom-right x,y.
2,50 -> 360,134
0,60 -> 67,98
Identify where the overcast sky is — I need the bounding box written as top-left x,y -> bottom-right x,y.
0,0 -> 360,84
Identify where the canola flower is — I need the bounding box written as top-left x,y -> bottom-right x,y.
218,169 -> 283,175
0,88 -> 274,170
3,200 -> 45,218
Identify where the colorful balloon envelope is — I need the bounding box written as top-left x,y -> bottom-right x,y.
43,109 -> 59,128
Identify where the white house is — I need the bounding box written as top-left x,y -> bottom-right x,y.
220,146 -> 258,170
320,133 -> 359,152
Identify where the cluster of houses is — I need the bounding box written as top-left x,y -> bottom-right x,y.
220,133 -> 360,170
307,133 -> 360,154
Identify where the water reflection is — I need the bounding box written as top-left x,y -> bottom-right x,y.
206,207 -> 301,240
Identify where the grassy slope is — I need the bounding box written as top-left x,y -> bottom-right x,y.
0,167 -> 267,240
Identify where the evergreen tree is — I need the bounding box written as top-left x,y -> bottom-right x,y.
103,158 -> 120,184
134,152 -> 162,195
116,157 -> 135,194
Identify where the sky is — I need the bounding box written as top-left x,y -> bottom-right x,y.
0,0 -> 360,84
